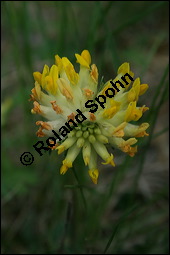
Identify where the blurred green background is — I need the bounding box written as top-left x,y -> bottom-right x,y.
1,1 -> 169,254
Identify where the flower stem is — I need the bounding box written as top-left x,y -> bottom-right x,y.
72,166 -> 87,211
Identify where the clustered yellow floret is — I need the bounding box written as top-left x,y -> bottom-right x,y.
30,50 -> 149,184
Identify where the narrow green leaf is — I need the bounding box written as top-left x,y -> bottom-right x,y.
103,203 -> 139,254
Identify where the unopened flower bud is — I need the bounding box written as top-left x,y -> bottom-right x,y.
88,135 -> 96,143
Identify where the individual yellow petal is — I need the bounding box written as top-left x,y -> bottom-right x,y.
133,77 -> 140,87
57,78 -> 73,100
125,101 -> 143,122
75,54 -> 89,68
30,82 -> 41,101
133,78 -> 140,95
103,100 -> 121,119
62,57 -> 79,85
90,64 -> 98,83
44,76 -> 54,94
35,82 -> 42,99
33,72 -> 42,85
60,159 -> 72,175
57,145 -> 65,154
128,78 -> 140,102
62,57 -> 71,67
123,70 -> 135,90
88,169 -> 99,184
127,87 -> 136,102
60,164 -> 68,175
55,55 -> 63,72
129,71 -> 134,78
139,84 -> 149,96
100,81 -> 113,96
61,144 -> 81,171
41,65 -> 49,89
75,50 -> 91,68
44,75 -> 57,95
102,153 -> 115,167
49,65 -> 58,92
93,141 -> 115,166
81,50 -> 91,65
117,62 -> 130,75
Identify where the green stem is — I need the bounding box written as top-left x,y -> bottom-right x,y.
103,203 -> 139,254
72,166 -> 87,211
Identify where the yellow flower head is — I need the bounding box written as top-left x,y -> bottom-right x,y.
30,50 -> 149,184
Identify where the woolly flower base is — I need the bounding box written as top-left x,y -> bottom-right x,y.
30,50 -> 149,184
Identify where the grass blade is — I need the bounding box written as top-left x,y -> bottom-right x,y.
103,203 -> 139,254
